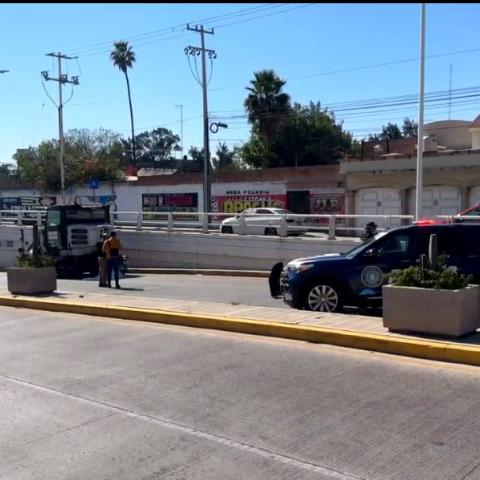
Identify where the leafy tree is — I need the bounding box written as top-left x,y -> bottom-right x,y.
129,128 -> 181,169
368,117 -> 418,142
212,143 -> 241,171
274,102 -> 352,167
15,142 -> 63,191
110,41 -> 137,166
244,69 -> 291,146
0,163 -> 16,177
401,117 -> 418,138
241,102 -> 353,168
186,146 -> 206,172
380,122 -> 402,140
66,128 -> 125,181
14,129 -> 125,191
240,135 -> 273,169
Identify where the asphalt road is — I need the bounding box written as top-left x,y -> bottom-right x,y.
2,308 -> 480,479
0,272 -> 382,316
0,272 -> 287,309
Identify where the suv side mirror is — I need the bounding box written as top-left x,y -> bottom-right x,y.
364,247 -> 379,257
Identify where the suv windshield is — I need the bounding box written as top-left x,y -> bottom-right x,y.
344,231 -> 389,259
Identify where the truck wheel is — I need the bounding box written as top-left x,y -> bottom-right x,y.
303,282 -> 343,313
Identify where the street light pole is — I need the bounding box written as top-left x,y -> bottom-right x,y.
415,3 -> 426,221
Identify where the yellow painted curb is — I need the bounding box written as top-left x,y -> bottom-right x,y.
1,295 -> 480,367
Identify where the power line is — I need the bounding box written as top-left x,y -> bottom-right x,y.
210,3 -> 314,29
65,4 -> 290,58
194,46 -> 480,96
119,114 -> 204,135
67,4 -> 282,55
209,85 -> 480,123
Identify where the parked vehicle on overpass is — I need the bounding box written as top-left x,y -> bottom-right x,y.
269,222 -> 480,312
220,208 -> 303,236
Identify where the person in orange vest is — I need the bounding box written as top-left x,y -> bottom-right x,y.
102,231 -> 123,289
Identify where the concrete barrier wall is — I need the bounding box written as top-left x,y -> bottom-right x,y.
0,226 -> 360,271
120,230 -> 360,270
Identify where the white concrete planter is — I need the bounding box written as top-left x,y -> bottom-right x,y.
7,267 -> 57,295
382,284 -> 480,338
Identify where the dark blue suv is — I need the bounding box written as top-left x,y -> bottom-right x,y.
269,223 -> 480,312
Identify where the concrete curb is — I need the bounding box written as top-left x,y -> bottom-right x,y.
129,268 -> 270,278
1,295 -> 480,367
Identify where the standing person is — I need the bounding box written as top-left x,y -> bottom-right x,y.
102,231 -> 123,289
97,233 -> 110,287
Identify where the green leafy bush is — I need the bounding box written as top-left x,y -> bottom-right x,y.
15,252 -> 55,269
389,256 -> 472,290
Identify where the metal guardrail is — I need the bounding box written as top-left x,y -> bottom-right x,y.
0,209 -> 45,226
4,209 -> 479,239
111,210 -> 416,239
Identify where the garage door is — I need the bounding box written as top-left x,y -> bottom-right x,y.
469,186 -> 480,208
356,188 -> 402,229
409,186 -> 460,218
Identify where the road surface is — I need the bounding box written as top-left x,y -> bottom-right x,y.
1,271 -> 286,308
1,308 -> 480,479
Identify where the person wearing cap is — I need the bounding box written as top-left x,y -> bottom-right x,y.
96,233 -> 110,287
102,231 -> 123,289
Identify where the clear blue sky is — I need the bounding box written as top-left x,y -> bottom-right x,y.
1,3 -> 480,164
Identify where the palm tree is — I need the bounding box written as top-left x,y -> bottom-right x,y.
110,41 -> 136,166
244,69 -> 291,146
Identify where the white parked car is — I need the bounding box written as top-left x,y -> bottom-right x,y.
220,208 -> 304,236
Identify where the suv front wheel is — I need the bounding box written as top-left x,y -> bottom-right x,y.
303,282 -> 343,312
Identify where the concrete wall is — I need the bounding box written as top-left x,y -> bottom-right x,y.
0,225 -> 358,271
119,230 -> 359,270
424,120 -> 472,149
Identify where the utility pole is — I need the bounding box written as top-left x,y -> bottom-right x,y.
415,4 -> 426,221
175,104 -> 185,157
185,24 -> 216,214
42,52 -> 79,205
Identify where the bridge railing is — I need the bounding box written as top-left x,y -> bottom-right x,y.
4,209 -> 478,239
111,210 -> 416,238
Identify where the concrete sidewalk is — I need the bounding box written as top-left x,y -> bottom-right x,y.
2,287 -> 480,367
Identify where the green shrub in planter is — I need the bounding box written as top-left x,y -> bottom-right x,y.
7,224 -> 57,295
383,233 -> 479,338
15,251 -> 55,269
388,257 -> 472,290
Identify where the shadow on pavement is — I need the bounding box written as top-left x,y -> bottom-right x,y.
114,287 -> 144,292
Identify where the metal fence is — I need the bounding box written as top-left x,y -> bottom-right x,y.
110,210 -> 413,239
3,209 -> 479,239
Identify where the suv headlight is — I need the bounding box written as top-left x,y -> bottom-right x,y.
288,263 -> 314,273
